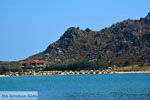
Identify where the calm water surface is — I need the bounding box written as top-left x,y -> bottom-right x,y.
0,73 -> 150,100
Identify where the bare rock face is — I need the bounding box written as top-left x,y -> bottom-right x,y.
26,13 -> 150,66
145,12 -> 150,20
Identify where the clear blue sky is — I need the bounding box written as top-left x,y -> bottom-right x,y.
0,0 -> 150,61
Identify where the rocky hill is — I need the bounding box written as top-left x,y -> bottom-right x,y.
1,13 -> 150,67
26,13 -> 150,66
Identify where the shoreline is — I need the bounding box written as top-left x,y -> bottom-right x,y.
1,71 -> 150,77
115,71 -> 150,74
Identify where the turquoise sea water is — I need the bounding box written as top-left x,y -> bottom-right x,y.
0,73 -> 150,100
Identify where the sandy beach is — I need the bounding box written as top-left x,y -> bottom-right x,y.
0,75 -> 9,77
115,71 -> 150,74
0,71 -> 150,77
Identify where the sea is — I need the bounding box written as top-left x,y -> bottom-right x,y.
0,73 -> 150,100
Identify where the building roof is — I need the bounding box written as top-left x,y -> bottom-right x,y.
30,60 -> 45,63
20,61 -> 27,64
20,60 -> 45,64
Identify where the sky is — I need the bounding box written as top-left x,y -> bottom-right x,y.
0,0 -> 150,61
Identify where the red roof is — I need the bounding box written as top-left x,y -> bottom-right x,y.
20,60 -> 45,64
20,61 -> 27,64
30,60 -> 45,63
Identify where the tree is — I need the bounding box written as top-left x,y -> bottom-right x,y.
85,28 -> 90,32
0,66 -> 9,75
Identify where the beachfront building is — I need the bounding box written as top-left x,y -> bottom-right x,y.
20,60 -> 46,69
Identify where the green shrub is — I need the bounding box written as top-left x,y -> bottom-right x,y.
42,60 -> 104,71
0,66 -> 9,74
85,28 -> 90,32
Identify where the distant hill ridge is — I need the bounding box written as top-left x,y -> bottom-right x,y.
1,13 -> 150,67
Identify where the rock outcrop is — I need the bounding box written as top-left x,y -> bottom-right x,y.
26,13 -> 150,66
